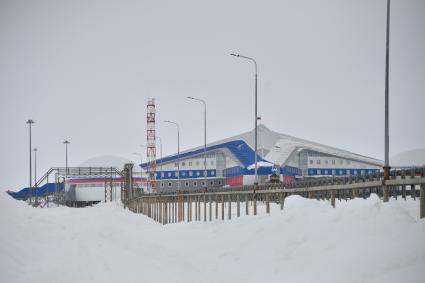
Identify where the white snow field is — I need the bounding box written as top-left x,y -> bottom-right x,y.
1,192 -> 424,283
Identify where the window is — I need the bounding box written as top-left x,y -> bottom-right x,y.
189,171 -> 193,177
210,161 -> 214,166
346,169 -> 350,175
325,160 -> 329,164
193,181 -> 197,187
317,160 -> 321,165
324,170 -> 328,175
168,182 -> 172,187
175,162 -> 178,167
354,170 -> 358,175
309,160 -> 313,165
361,170 -> 365,175
317,169 -> 321,175
196,171 -> 200,176
201,181 -> 205,186
168,172 -> 171,177
332,169 -> 336,175
189,161 -> 192,166
175,172 -> 178,177
340,160 -> 343,165
161,183 -> 164,187
182,162 -> 186,167
339,170 -> 342,175
332,160 -> 335,165
346,160 -> 351,165
196,161 -> 200,166
182,171 -> 186,177
211,171 -> 215,176
218,181 -> 222,185
161,172 -> 165,178
185,182 -> 189,187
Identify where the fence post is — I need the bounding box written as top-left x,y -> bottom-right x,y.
228,194 -> 231,220
215,194 -> 218,219
237,194 -> 240,217
280,192 -> 285,210
266,193 -> 270,214
253,193 -> 257,216
221,195 -> 224,220
331,191 -> 336,208
209,195 -> 212,222
245,194 -> 249,215
204,194 -> 207,222
197,195 -> 201,221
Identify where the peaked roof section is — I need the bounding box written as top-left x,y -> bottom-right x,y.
142,124 -> 382,168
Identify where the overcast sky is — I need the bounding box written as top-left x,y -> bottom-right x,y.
1,0 -> 424,190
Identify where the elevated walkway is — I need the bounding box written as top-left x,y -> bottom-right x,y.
7,183 -> 64,201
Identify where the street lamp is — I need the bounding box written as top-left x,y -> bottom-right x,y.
230,53 -> 259,186
63,140 -> 70,177
164,120 -> 180,190
26,119 -> 34,203
187,96 -> 207,189
33,148 -> 37,187
34,147 -> 38,205
383,0 -> 391,180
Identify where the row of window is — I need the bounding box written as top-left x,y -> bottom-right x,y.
158,170 -> 216,178
173,160 -> 215,167
310,159 -> 351,165
159,180 -> 222,188
309,169 -> 378,176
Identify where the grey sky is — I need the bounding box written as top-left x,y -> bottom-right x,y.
1,0 -> 424,190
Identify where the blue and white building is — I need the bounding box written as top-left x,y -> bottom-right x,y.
143,125 -> 382,191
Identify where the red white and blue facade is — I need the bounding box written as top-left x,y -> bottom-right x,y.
141,125 -> 383,191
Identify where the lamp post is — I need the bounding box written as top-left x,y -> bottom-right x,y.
187,96 -> 207,189
63,140 -> 70,178
164,120 -> 180,190
26,119 -> 34,204
34,147 -> 37,205
230,53 -> 259,186
383,0 -> 391,180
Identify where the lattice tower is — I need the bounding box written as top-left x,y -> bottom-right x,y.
146,98 -> 157,192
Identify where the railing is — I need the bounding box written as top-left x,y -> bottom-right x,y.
125,167 -> 425,224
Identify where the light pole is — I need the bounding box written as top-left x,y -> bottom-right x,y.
26,119 -> 34,203
34,147 -> 37,205
34,148 -> 37,186
383,0 -> 391,180
231,53 -> 259,186
63,140 -> 70,178
157,136 -> 163,171
164,120 -> 180,190
187,96 -> 207,189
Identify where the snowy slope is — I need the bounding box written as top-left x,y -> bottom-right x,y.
0,192 -> 424,283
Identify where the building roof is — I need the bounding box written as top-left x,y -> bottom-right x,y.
142,124 -> 382,168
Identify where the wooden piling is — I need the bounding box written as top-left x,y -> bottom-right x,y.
266,194 -> 270,214
280,192 -> 285,210
209,195 -> 212,222
228,194 -> 231,220
237,194 -> 240,217
215,195 -> 218,219
245,194 -> 249,215
253,194 -> 257,216
331,191 -> 336,208
221,195 -> 224,220
204,194 -> 207,222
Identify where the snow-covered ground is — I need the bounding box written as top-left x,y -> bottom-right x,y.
1,192 -> 424,283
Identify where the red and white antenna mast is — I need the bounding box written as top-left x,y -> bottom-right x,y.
146,98 -> 157,193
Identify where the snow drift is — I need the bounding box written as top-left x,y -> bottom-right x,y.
0,191 -> 424,283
